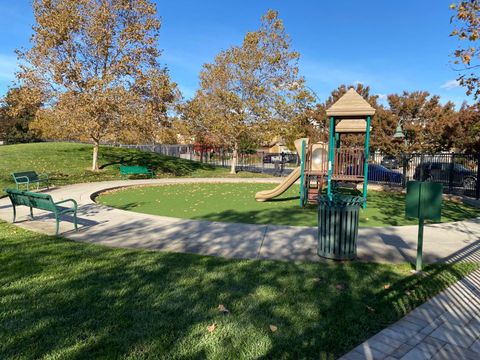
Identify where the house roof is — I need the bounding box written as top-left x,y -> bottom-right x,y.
326,88 -> 376,117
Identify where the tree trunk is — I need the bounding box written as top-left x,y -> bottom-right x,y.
92,140 -> 100,171
230,142 -> 238,174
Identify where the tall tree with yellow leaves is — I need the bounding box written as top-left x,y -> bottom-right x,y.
186,10 -> 313,173
16,0 -> 179,170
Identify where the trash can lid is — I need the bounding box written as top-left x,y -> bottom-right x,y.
317,194 -> 364,207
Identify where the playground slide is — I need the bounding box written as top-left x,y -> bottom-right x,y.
255,167 -> 301,202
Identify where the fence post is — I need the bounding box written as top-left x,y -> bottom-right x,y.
261,151 -> 265,173
476,153 -> 480,200
448,153 -> 455,193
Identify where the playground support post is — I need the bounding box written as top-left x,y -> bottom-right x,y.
300,139 -> 306,207
327,116 -> 335,199
362,116 -> 371,208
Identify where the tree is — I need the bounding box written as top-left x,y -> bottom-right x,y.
16,0 -> 179,170
387,91 -> 456,153
450,102 -> 480,151
450,1 -> 480,98
185,10 -> 312,173
0,87 -> 42,144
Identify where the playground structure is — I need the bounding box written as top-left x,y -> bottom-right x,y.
255,88 -> 376,207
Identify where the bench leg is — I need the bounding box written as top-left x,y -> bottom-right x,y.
73,211 -> 78,231
12,205 -> 16,223
55,217 -> 60,236
30,207 -> 34,220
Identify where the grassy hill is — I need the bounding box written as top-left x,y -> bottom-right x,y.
0,142 -> 262,192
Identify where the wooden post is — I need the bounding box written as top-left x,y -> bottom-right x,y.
327,116 -> 335,199
362,116 -> 371,208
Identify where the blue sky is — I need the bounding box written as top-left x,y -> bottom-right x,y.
0,0 -> 472,107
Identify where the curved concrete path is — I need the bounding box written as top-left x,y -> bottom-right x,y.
0,178 -> 479,263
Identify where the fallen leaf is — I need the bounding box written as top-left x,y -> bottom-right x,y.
207,323 -> 216,333
218,304 -> 229,314
383,284 -> 390,290
366,305 -> 375,313
269,324 -> 278,332
335,284 -> 345,290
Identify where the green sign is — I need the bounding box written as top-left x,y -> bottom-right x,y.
406,181 -> 442,221
405,181 -> 443,272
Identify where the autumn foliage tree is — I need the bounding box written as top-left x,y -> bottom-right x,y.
16,0 -> 179,170
184,10 -> 312,173
450,1 -> 480,98
449,102 -> 480,151
0,87 -> 42,144
387,91 -> 456,153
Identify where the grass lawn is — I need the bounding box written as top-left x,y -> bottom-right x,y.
97,183 -> 480,227
0,142 -> 265,193
0,220 -> 478,359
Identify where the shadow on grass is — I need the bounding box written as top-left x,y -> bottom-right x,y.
1,222 -> 477,359
97,147 -> 216,176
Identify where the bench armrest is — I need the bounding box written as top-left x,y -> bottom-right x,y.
38,173 -> 49,180
14,176 -> 30,183
55,198 -> 77,210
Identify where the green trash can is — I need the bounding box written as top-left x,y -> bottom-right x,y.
317,194 -> 364,260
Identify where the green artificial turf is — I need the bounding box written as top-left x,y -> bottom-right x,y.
0,142 -> 265,193
0,220 -> 477,359
97,183 -> 480,227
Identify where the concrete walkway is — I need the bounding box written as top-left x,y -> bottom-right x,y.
339,268 -> 480,360
0,178 -> 479,263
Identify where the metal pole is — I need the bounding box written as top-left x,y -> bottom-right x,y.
416,217 -> 424,272
362,116 -> 371,208
327,116 -> 335,199
300,140 -> 306,207
448,153 -> 455,193
402,154 -> 408,188
476,153 -> 480,200
416,182 -> 424,272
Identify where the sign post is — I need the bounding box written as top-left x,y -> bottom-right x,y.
406,181 -> 442,271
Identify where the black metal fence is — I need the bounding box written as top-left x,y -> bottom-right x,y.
108,143 -> 480,199
369,152 -> 480,199
113,143 -> 300,176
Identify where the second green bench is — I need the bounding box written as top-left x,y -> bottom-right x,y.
120,165 -> 155,179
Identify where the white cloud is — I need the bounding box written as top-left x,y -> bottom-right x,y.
377,93 -> 387,100
440,79 -> 460,90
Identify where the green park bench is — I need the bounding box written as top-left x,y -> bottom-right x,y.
5,189 -> 78,236
120,165 -> 155,179
12,171 -> 49,190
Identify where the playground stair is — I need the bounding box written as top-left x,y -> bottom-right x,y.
306,175 -> 324,204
